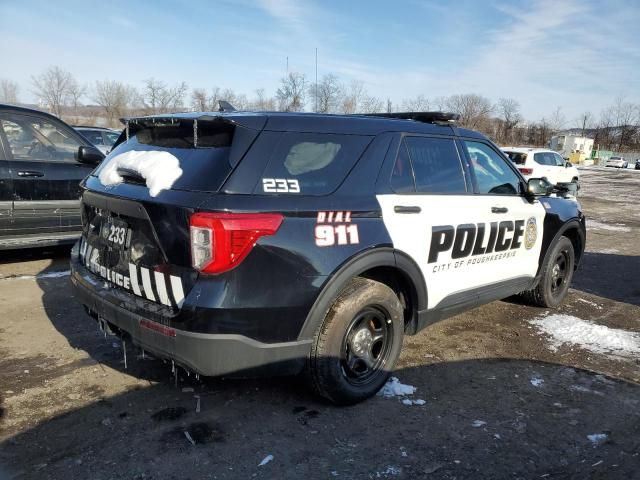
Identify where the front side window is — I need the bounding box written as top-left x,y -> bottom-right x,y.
80,130 -> 105,145
403,136 -> 466,194
0,114 -> 81,162
103,131 -> 120,146
553,153 -> 566,166
256,132 -> 372,195
464,141 -> 521,195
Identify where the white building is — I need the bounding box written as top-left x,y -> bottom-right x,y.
550,134 -> 594,159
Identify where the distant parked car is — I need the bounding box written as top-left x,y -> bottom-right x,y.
605,156 -> 628,168
74,126 -> 121,155
0,104 -> 104,249
635,159 -> 640,170
501,147 -> 579,187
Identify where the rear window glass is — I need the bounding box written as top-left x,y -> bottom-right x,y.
93,121 -> 234,192
504,151 -> 527,165
255,132 -> 372,195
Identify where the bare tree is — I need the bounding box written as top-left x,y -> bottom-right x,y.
445,94 -> 493,129
497,97 -> 521,144
276,72 -> 307,112
94,80 -> 136,126
191,88 -> 208,111
31,66 -> 77,117
0,79 -> 19,103
251,88 -> 276,111
548,106 -> 566,132
576,111 -> 593,138
610,96 -> 639,151
359,94 -> 384,114
309,74 -> 343,113
142,78 -> 188,114
340,80 -> 365,114
401,95 -> 430,111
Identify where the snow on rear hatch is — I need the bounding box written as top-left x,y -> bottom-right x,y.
99,150 -> 183,197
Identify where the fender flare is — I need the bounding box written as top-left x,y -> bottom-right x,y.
535,218 -> 585,283
297,247 -> 427,340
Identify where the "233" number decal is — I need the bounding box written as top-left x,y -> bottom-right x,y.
262,178 -> 300,193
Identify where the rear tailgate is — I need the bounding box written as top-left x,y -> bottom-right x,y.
78,115 -> 265,309
78,191 -> 202,310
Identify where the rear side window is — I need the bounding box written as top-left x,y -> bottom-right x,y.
403,136 -> 466,194
504,151 -> 527,165
534,152 -> 558,166
255,132 -> 372,195
94,120 -> 235,192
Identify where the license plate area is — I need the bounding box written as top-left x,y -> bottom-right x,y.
101,216 -> 131,249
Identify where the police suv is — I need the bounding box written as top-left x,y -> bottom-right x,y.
70,110 -> 586,404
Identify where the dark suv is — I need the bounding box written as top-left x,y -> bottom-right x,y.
70,111 -> 585,404
0,104 -> 104,249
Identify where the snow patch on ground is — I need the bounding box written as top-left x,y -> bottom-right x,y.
258,454 -> 273,466
401,399 -> 426,406
587,248 -> 619,254
576,298 -> 603,309
99,150 -> 183,197
471,420 -> 487,427
377,377 -> 416,397
530,376 -> 544,387
587,220 -> 631,232
530,314 -> 640,359
587,433 -> 608,445
0,270 -> 71,281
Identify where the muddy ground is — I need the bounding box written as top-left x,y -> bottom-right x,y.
0,167 -> 638,479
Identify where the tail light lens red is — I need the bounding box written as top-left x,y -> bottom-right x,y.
518,167 -> 534,175
190,212 -> 283,274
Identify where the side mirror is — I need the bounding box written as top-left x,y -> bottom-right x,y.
77,145 -> 105,165
565,161 -> 572,168
526,177 -> 553,197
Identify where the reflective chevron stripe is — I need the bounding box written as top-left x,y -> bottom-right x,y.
169,275 -> 185,307
154,271 -> 171,306
140,267 -> 156,302
129,263 -> 143,296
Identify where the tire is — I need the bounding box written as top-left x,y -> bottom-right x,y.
521,236 -> 575,308
307,277 -> 404,405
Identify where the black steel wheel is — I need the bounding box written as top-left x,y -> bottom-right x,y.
521,236 -> 575,308
307,277 -> 404,405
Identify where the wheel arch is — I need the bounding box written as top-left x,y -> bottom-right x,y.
298,247 -> 427,340
535,219 -> 585,285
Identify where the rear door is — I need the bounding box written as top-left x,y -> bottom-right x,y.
0,112 -> 93,235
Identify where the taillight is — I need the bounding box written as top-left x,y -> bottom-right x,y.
518,167 -> 534,175
190,212 -> 283,274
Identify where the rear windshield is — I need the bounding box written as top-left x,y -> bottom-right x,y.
504,151 -> 527,165
610,156 -> 622,160
93,121 -> 234,192
252,132 -> 372,195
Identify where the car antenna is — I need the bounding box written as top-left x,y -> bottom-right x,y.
218,100 -> 237,112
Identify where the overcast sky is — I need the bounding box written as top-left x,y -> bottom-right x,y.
1,0 -> 639,123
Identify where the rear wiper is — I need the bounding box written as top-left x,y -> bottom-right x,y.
117,167 -> 146,185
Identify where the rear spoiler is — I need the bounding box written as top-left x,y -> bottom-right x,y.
115,110 -> 266,167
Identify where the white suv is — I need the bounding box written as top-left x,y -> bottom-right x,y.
502,147 -> 579,186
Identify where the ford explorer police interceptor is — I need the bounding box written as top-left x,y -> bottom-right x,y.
70,110 -> 586,405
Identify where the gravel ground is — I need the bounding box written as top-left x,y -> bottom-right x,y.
0,167 -> 639,479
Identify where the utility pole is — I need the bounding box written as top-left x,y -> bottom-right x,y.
315,48 -> 318,113
286,56 -> 289,75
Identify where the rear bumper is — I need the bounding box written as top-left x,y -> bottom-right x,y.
70,248 -> 311,377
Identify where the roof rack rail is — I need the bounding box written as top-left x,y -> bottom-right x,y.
364,111 -> 460,124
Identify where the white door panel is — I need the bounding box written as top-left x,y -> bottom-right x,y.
377,194 -> 545,309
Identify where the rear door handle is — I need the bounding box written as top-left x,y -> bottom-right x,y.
394,205 -> 421,214
491,206 -> 508,214
17,170 -> 44,178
